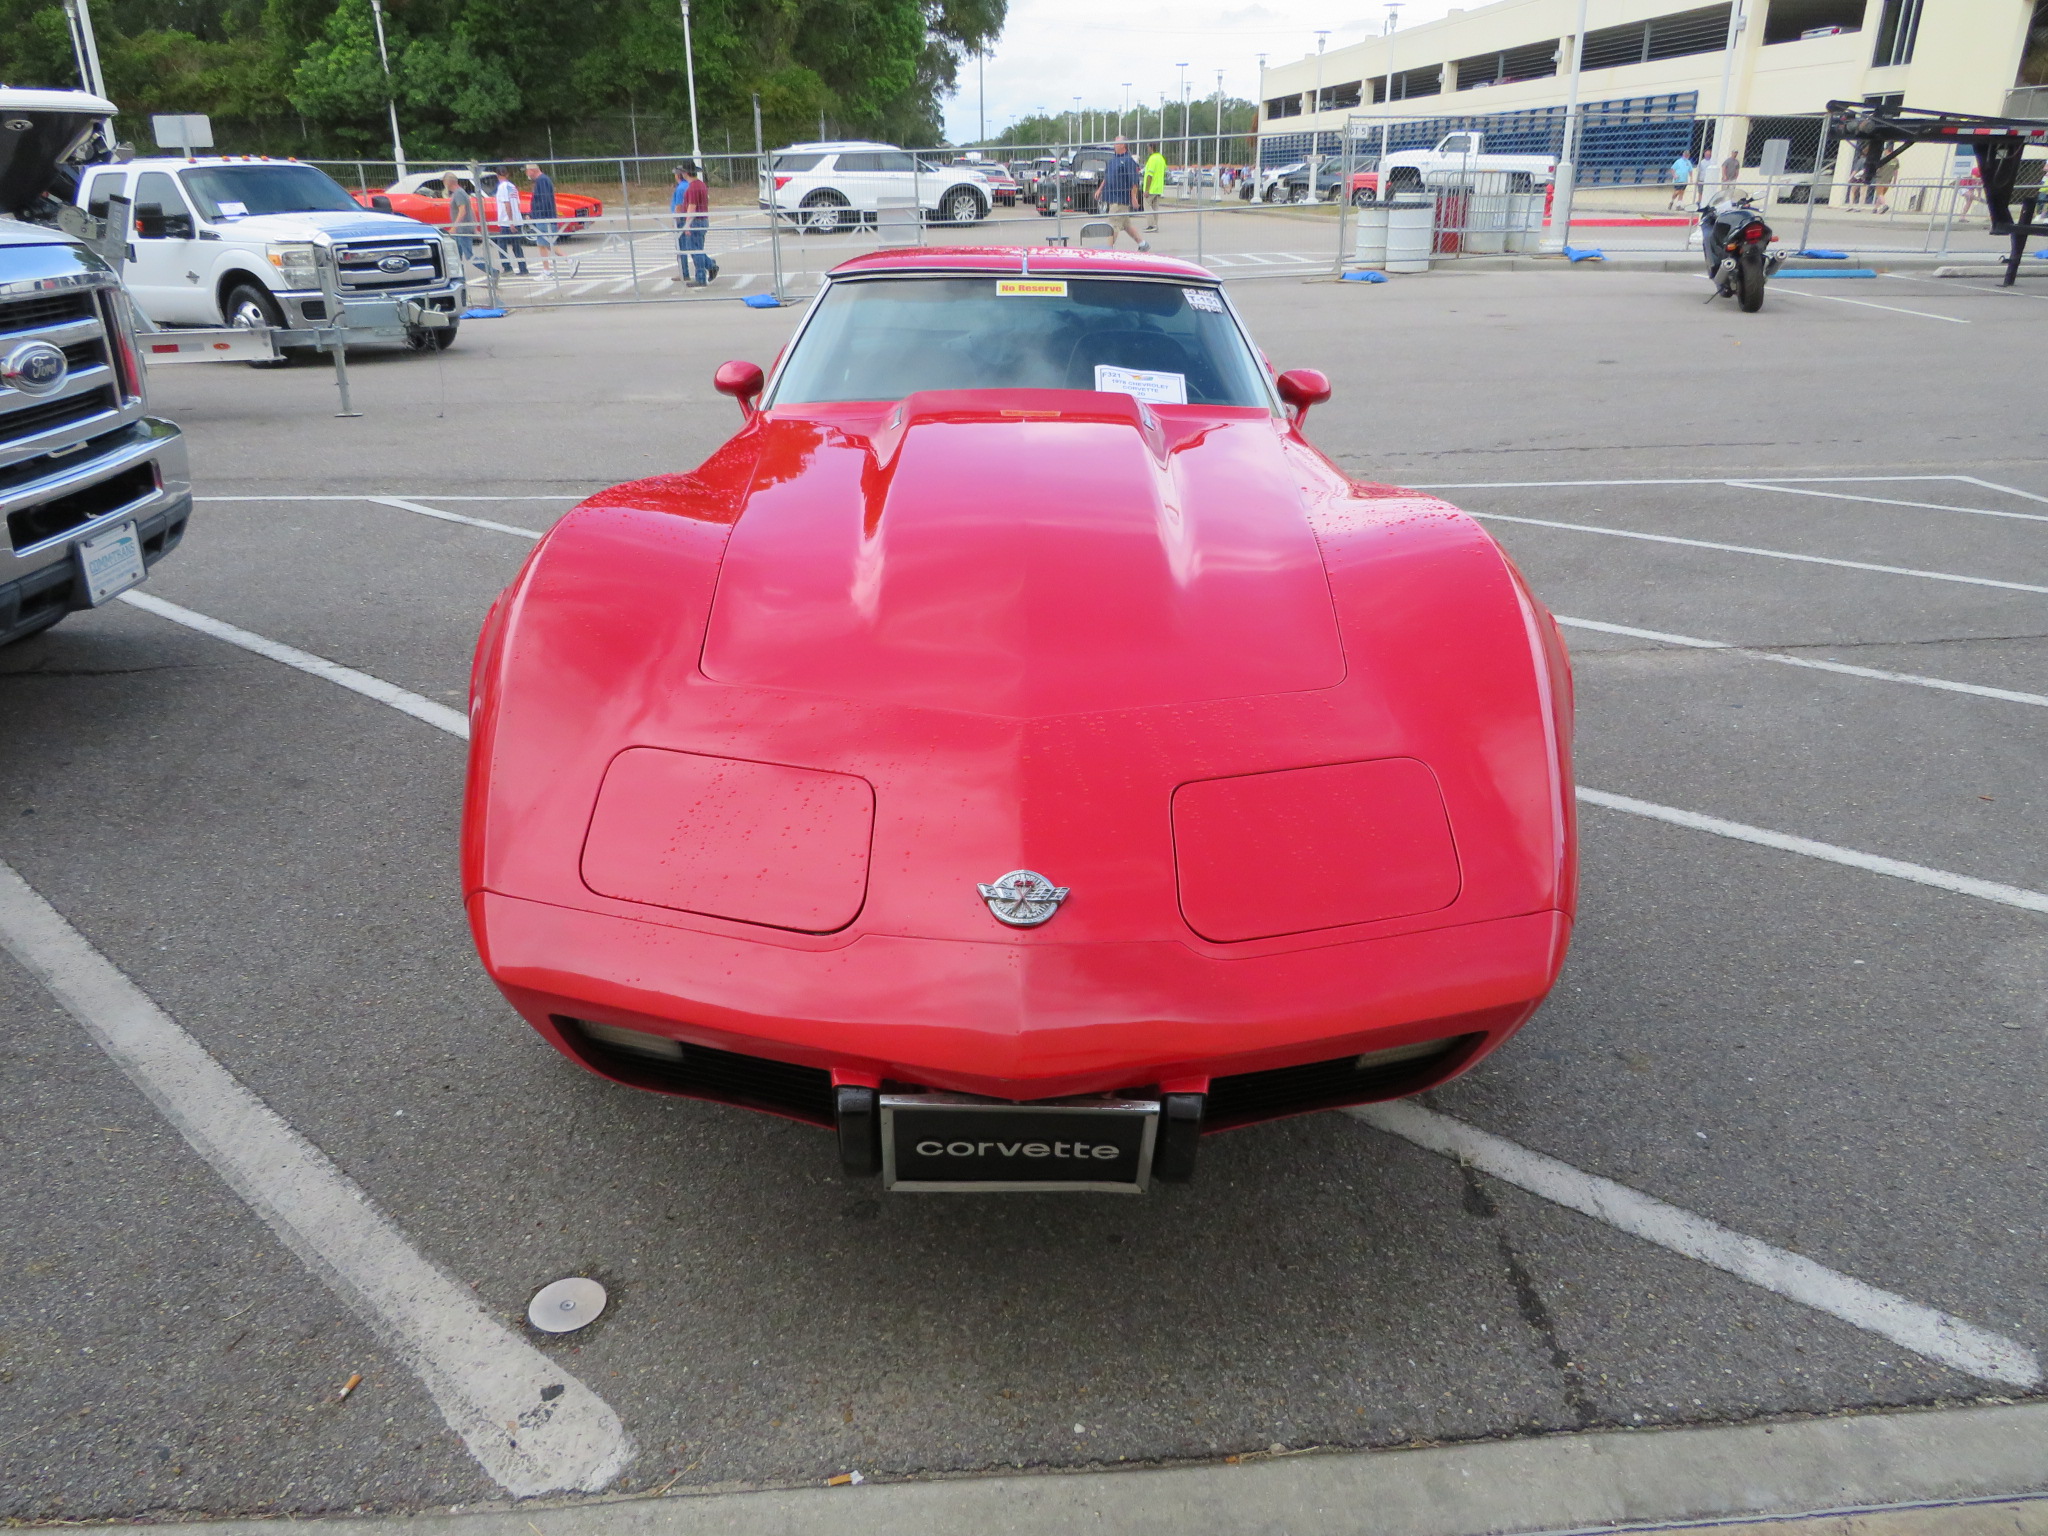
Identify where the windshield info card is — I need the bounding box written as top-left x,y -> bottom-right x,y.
1095,365 -> 1187,405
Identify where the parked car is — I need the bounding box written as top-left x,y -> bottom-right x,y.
1267,157 -> 1355,203
0,89 -> 191,645
975,165 -> 1021,207
463,245 -> 1578,1193
1034,145 -> 1113,214
355,170 -> 602,236
76,156 -> 466,352
760,141 -> 992,234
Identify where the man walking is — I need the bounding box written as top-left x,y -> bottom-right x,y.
443,171 -> 489,276
1667,151 -> 1694,209
1096,138 -> 1149,250
672,162 -> 716,286
1142,143 -> 1167,230
523,161 -> 559,276
488,169 -> 529,275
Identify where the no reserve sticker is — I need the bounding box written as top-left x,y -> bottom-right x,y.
997,278 -> 1068,296
1094,364 -> 1187,405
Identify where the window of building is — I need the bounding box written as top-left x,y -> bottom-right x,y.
1264,94 -> 1302,119
1870,0 -> 1922,67
1760,0 -> 1862,43
1372,64 -> 1444,102
1455,39 -> 1560,89
2024,0 -> 2048,84
1318,80 -> 1363,110
1582,4 -> 1731,69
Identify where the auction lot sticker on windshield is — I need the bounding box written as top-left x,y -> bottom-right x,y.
1095,365 -> 1187,405
216,200 -> 249,218
997,278 -> 1068,297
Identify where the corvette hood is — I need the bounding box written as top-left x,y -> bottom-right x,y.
702,390 -> 1345,717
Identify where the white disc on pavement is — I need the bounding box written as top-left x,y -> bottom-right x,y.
527,1276 -> 607,1333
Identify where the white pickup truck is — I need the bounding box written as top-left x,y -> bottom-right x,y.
1377,133 -> 1556,194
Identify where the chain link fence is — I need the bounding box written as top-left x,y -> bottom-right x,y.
300,110 -> 2034,313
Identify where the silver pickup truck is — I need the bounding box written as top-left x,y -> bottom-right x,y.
0,89 -> 191,645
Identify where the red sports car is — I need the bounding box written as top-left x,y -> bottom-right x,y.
353,170 -> 602,234
464,247 -> 1576,1193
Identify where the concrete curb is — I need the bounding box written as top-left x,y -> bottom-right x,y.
101,1400 -> 2048,1536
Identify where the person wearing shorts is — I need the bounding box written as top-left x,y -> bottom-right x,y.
523,162 -> 558,274
1097,137 -> 1149,250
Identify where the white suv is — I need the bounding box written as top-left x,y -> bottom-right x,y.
761,141 -> 991,234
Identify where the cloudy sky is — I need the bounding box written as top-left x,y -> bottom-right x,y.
941,0 -> 1464,143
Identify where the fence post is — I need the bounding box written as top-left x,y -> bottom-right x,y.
620,159 -> 640,295
756,96 -> 785,304
1335,120 -> 1355,274
1795,114 -> 1829,255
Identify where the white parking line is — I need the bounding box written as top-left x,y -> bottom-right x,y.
1353,1101 -> 2041,1388
0,859 -> 635,1493
1557,615 -> 2048,708
1577,786 -> 2048,915
1765,287 -> 1970,323
1467,511 -> 2048,595
1724,481 -> 2048,527
118,592 -> 469,738
369,495 -> 543,540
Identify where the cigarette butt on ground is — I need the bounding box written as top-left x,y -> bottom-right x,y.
337,1372 -> 363,1401
826,1471 -> 864,1486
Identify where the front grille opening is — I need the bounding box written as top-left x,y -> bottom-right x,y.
6,461 -> 156,550
0,292 -> 95,334
1204,1033 -> 1482,1131
61,338 -> 108,371
0,424 -> 138,496
556,1015 -> 837,1127
301,299 -> 327,320
0,386 -> 119,445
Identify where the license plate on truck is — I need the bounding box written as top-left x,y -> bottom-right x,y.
74,521 -> 145,605
881,1095 -> 1159,1193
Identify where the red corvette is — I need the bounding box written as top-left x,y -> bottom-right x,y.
464,247 -> 1575,1193
352,171 -> 602,233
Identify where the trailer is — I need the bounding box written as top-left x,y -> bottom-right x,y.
1826,101 -> 2048,287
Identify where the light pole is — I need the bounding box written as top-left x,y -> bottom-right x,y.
1311,31 -> 1329,164
366,0 -> 407,176
1177,63 -> 1189,194
678,0 -> 702,166
1214,70 -> 1225,192
1122,83 -> 1131,141
978,50 -> 986,144
1072,96 -> 1081,155
1712,0 -> 1748,178
1540,0 -> 1589,253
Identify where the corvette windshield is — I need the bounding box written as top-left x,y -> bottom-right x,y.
179,165 -> 361,220
771,275 -> 1271,408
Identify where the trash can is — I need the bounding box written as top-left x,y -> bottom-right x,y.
1503,191 -> 1544,253
1385,198 -> 1433,273
1352,203 -> 1390,267
1464,192 -> 1511,255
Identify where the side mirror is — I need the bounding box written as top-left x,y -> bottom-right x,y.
1276,368 -> 1332,428
714,359 -> 766,418
133,203 -> 164,239
370,194 -> 394,212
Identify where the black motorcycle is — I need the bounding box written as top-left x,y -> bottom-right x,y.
1699,196 -> 1782,312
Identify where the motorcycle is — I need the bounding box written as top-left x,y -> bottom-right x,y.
1699,196 -> 1782,313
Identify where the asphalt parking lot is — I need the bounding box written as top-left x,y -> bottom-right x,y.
3,264 -> 2044,1521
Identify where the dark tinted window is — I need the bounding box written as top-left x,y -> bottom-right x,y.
875,151 -> 918,172
81,169 -> 121,220
774,152 -> 825,172
835,152 -> 879,173
773,276 -> 1270,407
133,170 -> 190,237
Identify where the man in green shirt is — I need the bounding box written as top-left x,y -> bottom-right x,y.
1142,146 -> 1167,230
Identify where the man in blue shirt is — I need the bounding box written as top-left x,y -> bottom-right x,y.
1097,137 -> 1149,251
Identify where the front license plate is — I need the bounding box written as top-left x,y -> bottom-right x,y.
74,521 -> 146,605
881,1095 -> 1159,1194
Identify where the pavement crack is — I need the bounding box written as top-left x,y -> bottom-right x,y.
1460,1164 -> 1599,1430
